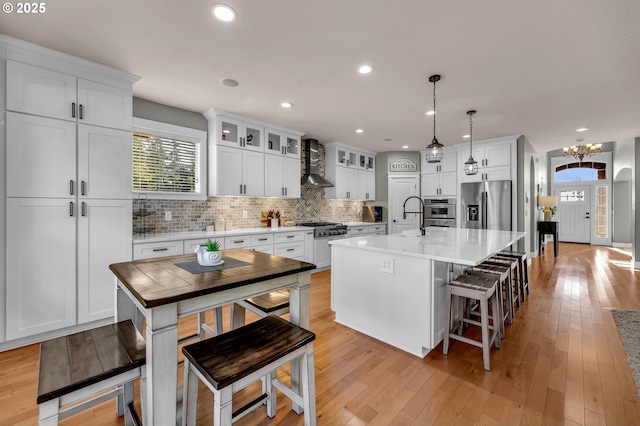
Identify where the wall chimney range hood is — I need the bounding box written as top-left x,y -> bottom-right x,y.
301,139 -> 334,187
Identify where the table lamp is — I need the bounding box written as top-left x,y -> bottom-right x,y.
539,196 -> 558,221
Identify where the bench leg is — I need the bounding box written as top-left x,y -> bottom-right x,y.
265,371 -> 277,418
214,387 -> 233,426
38,399 -> 60,426
301,345 -> 317,426
230,303 -> 246,330
123,381 -> 134,426
182,359 -> 199,426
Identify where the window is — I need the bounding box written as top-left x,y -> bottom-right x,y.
555,162 -> 606,182
559,190 -> 585,202
132,118 -> 207,200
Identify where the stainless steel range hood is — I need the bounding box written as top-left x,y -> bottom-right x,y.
301,139 -> 334,187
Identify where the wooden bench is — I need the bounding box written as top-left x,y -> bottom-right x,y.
37,320 -> 146,426
182,315 -> 316,426
230,288 -> 290,329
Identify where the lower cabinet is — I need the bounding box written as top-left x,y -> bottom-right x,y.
5,198 -> 132,340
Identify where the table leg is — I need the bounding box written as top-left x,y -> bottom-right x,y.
145,304 -> 179,426
554,234 -> 559,257
115,280 -> 137,417
288,272 -> 311,415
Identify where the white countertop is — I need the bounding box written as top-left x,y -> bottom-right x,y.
133,226 -> 314,244
342,222 -> 386,227
330,227 -> 526,266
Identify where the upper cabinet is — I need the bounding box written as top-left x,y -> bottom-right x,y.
458,137 -> 515,183
7,60 -> 133,131
324,142 -> 376,200
421,147 -> 457,197
265,128 -> 300,158
203,109 -> 304,197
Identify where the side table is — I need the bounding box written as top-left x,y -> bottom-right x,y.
537,221 -> 559,257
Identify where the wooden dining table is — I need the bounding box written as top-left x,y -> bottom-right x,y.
110,249 -> 316,425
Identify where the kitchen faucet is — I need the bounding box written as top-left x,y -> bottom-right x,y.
402,196 -> 426,235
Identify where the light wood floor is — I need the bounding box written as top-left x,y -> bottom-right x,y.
2,242 -> 640,425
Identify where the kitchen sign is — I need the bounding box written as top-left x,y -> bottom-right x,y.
389,158 -> 417,172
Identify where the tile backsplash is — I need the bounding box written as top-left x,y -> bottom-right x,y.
134,141 -> 366,234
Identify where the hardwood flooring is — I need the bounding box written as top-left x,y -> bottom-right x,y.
1,242 -> 640,425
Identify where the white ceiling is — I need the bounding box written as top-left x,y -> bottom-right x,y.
2,0 -> 639,155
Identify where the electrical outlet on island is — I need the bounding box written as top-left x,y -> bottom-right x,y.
242,210 -> 248,219
164,211 -> 172,221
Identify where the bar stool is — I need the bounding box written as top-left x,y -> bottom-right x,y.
491,254 -> 526,303
500,250 -> 530,298
468,262 -> 515,324
182,315 -> 316,426
485,256 -> 522,307
444,274 -> 502,371
37,320 -> 146,426
463,270 -> 507,338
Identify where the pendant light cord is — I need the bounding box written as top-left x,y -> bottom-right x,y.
432,80 -> 437,140
469,113 -> 473,155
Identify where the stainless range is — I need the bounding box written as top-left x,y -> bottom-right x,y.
296,221 -> 347,238
297,221 -> 348,269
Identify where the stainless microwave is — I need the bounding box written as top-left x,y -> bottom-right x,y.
424,198 -> 456,220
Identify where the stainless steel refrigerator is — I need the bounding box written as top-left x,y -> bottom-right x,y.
461,180 -> 512,231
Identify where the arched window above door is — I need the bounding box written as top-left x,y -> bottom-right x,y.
555,162 -> 606,182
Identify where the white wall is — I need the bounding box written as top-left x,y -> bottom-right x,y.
612,140 -> 635,245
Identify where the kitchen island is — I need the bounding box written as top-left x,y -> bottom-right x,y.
329,227 -> 525,358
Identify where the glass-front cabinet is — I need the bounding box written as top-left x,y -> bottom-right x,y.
336,147 -> 358,167
265,129 -> 300,158
216,115 -> 263,152
359,153 -> 375,171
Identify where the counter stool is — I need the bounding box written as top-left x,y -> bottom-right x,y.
444,274 -> 501,371
37,320 -> 146,426
463,270 -> 507,338
469,262 -> 515,324
499,250 -> 530,298
485,257 -> 522,308
230,288 -> 290,329
182,315 -> 316,426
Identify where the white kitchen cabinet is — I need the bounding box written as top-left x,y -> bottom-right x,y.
6,112 -> 76,198
304,230 -> 314,264
324,142 -> 377,200
216,146 -> 264,196
459,140 -> 512,183
3,38 -> 137,347
421,147 -> 457,197
6,198 -> 77,339
77,199 -> 132,324
265,155 -> 301,198
358,171 -> 376,201
212,113 -> 264,152
7,60 -> 133,130
265,128 -> 300,159
134,240 -> 184,260
204,109 -> 303,198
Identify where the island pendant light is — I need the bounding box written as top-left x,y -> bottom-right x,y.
425,74 -> 444,163
464,110 -> 478,175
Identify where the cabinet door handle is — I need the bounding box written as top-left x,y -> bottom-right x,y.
70,180 -> 75,195
287,235 -> 294,239
153,248 -> 168,252
258,238 -> 268,241
240,184 -> 243,194
233,240 -> 245,244
81,201 -> 87,217
243,184 -> 247,194
81,181 -> 86,196
287,248 -> 295,252
71,102 -> 76,118
285,187 -> 287,196
79,104 -> 84,120
69,202 -> 74,217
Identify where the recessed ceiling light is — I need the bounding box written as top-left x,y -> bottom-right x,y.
211,4 -> 237,22
463,134 -> 470,139
281,102 -> 293,108
402,145 -> 409,149
426,110 -> 435,116
358,64 -> 374,74
220,78 -> 239,87
576,127 -> 589,132
355,129 -> 364,134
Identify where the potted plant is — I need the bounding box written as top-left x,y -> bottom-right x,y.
195,239 -> 223,266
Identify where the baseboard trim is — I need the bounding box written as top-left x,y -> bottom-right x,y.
612,242 -> 632,248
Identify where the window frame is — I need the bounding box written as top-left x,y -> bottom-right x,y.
132,117 -> 207,201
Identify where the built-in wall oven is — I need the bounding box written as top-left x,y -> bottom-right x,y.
424,198 -> 456,227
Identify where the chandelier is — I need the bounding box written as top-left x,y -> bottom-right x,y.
562,139 -> 602,161
425,74 -> 443,163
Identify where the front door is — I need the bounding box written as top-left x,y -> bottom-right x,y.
389,175 -> 420,234
555,185 -> 590,243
